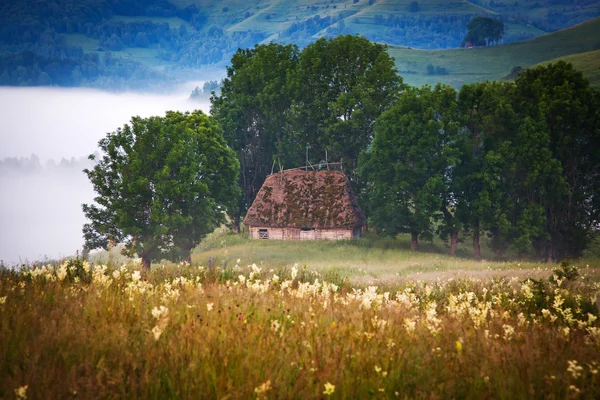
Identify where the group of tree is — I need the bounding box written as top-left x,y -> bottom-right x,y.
461,16 -> 505,47
83,36 -> 599,269
210,35 -> 598,261
211,35 -> 403,231
361,61 -> 599,261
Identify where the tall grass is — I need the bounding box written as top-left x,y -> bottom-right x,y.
1,259 -> 599,398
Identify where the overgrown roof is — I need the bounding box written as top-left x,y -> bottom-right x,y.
243,169 -> 366,229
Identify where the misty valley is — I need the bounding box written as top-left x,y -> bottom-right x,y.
0,85 -> 211,264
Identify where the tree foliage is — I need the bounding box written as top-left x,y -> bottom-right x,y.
360,85 -> 461,251
211,43 -> 300,231
361,62 -> 599,261
211,35 -> 402,230
462,16 -> 505,47
293,35 -> 403,187
82,110 -> 239,270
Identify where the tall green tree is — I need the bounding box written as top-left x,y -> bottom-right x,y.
82,110 -> 239,271
360,85 -> 461,251
455,81 -> 517,258
482,117 -> 565,260
293,35 -> 403,188
211,43 -> 300,231
511,61 -> 600,259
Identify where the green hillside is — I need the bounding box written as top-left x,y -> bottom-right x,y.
534,49 -> 600,88
1,0 -> 599,89
387,16 -> 600,87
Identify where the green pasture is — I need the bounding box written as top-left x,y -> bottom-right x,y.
388,17 -> 600,87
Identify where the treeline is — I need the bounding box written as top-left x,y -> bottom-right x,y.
211,35 -> 600,261
367,14 -> 472,48
0,0 -> 265,87
0,50 -> 169,88
280,11 -> 357,44
469,0 -> 600,32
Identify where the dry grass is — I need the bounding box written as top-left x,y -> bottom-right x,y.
1,258 -> 600,398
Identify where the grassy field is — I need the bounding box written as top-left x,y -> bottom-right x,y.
387,16 -> 600,88
2,245 -> 600,398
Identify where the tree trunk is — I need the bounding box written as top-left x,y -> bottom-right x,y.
141,256 -> 151,274
535,245 -> 542,262
449,231 -> 458,256
185,250 -> 193,266
410,232 -> 419,251
233,214 -> 241,234
545,242 -> 553,263
473,230 -> 481,259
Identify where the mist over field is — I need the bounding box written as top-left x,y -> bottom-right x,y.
0,85 -> 212,264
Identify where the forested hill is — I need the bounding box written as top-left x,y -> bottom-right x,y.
1,0 -> 599,89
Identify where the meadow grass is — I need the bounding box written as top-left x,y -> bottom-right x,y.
1,257 -> 600,399
188,231 -> 600,286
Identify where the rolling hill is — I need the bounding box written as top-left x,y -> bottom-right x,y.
387,16 -> 600,88
0,0 -> 599,89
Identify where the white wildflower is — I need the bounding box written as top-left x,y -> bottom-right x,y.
152,325 -> 163,341
151,305 -> 169,319
131,270 -> 141,282
567,360 -> 583,379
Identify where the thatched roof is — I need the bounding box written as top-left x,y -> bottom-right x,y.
243,169 -> 366,229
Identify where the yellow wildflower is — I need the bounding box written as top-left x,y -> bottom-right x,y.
455,340 -> 463,353
323,382 -> 335,396
254,380 -> 272,398
15,385 -> 28,399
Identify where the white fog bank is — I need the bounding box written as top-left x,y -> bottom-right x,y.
0,85 -> 210,161
0,85 -> 213,264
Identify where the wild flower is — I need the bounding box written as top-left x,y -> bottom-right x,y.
0,296 -> 6,305
323,382 -> 335,396
131,270 -> 141,282
567,360 -> 583,379
569,385 -> 580,394
206,303 -> 214,312
404,318 -> 416,333
271,320 -> 281,333
502,324 -> 515,341
15,385 -> 28,399
254,380 -> 272,398
56,263 -> 68,281
151,305 -> 168,319
152,325 -> 163,341
291,264 -> 298,280
455,340 -> 463,354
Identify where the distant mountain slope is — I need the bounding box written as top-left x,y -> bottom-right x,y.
0,0 -> 599,89
387,16 -> 600,88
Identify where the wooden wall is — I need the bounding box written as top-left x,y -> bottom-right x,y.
248,226 -> 357,240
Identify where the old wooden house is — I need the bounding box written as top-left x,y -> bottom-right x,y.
243,169 -> 366,240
